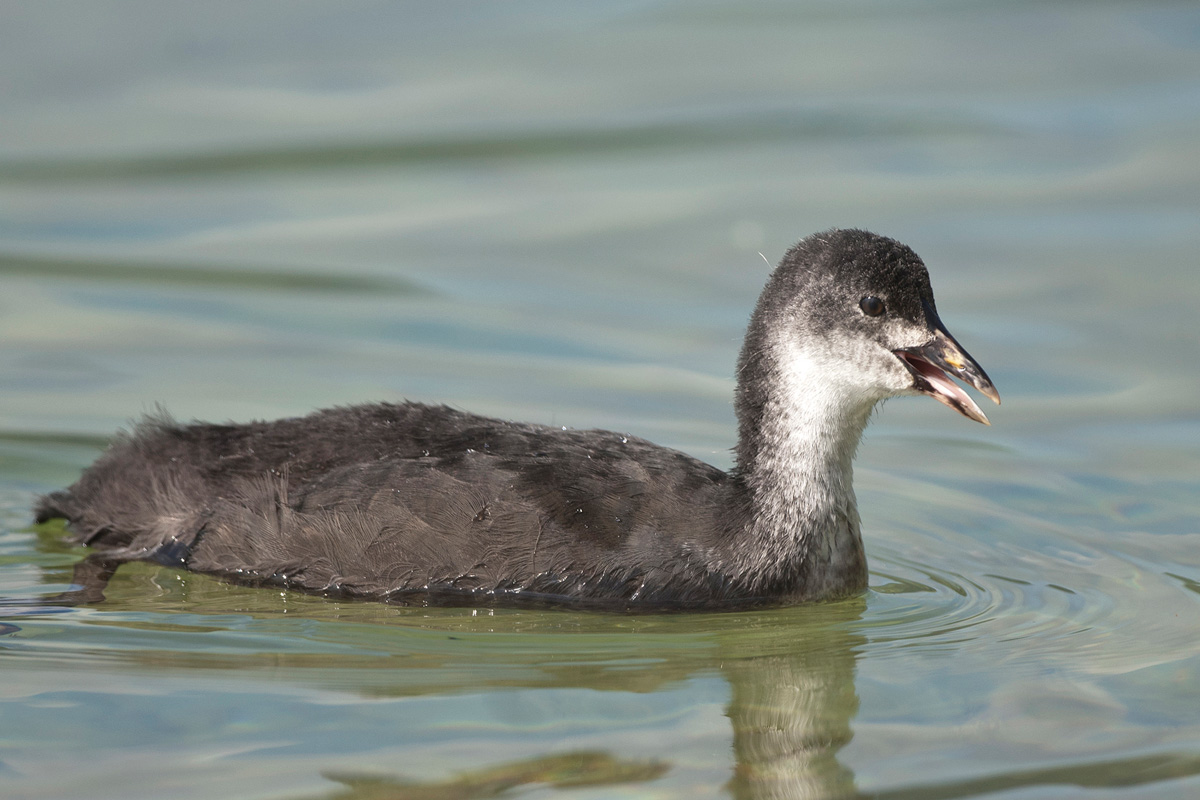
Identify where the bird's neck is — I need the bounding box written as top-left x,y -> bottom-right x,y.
729,340 -> 873,600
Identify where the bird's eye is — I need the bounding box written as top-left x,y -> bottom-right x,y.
859,296 -> 886,317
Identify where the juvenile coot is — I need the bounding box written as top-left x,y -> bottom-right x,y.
36,229 -> 998,609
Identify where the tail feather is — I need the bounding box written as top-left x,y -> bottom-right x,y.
34,490 -> 78,525
33,415 -> 212,553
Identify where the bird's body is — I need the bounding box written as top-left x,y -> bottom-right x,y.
40,403 -> 762,608
36,229 -> 998,610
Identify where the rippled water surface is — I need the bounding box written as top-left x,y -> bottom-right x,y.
3,2 -> 1200,798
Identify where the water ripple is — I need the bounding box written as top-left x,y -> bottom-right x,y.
860,550 -> 1118,663
0,110 -> 1004,182
0,252 -> 427,296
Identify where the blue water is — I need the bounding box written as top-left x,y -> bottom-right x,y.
3,2 -> 1200,798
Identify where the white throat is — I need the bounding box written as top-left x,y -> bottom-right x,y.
737,337 -> 879,591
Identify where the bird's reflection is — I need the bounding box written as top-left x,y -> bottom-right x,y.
725,647 -> 859,799
13,532 -> 866,800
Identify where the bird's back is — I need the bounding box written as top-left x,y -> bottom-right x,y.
37,402 -> 737,608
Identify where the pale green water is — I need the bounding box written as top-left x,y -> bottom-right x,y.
2,2 -> 1200,798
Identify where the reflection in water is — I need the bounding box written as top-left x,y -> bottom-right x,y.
866,751 -> 1200,800
306,751 -> 667,800
9,532 -> 867,799
726,651 -> 858,799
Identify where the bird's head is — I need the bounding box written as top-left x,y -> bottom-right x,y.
744,229 -> 1000,424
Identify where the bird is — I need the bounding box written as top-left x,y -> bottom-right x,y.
35,229 -> 999,610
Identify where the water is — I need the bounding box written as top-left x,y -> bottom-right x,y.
2,2 -> 1199,798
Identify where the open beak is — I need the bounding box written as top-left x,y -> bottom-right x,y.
894,319 -> 1000,425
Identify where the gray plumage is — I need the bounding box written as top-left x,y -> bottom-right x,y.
36,229 -> 998,610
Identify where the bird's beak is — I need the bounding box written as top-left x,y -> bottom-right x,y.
894,315 -> 1000,425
